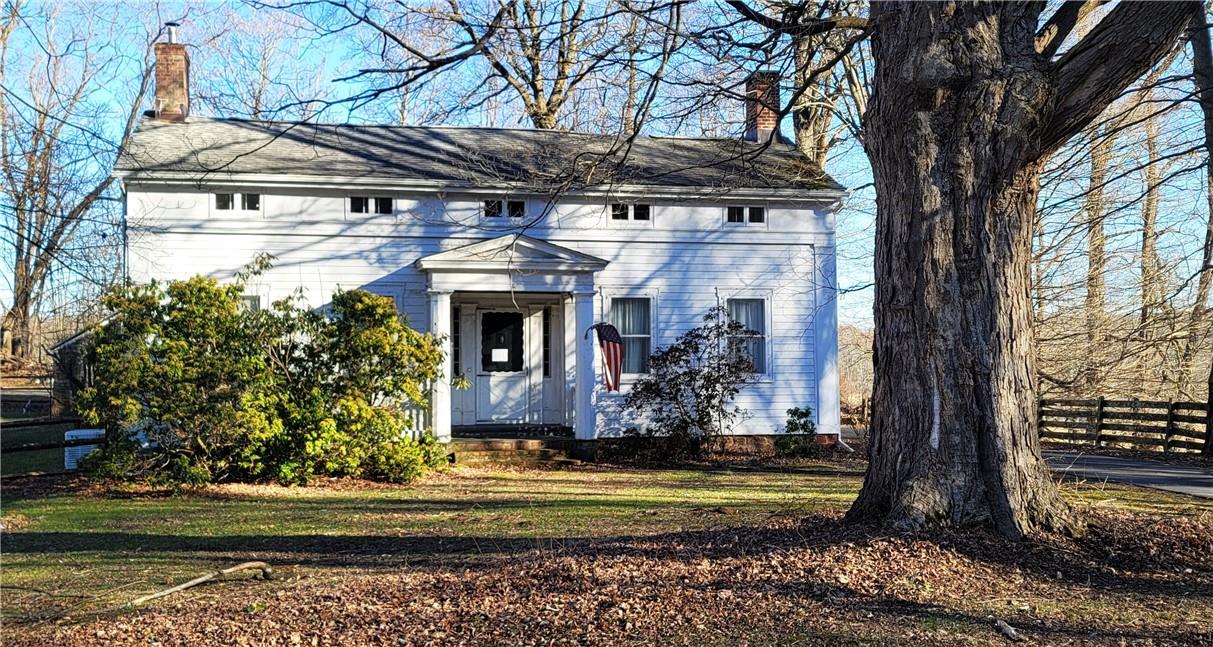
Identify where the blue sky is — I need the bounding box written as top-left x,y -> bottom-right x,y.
4,0 -> 1209,331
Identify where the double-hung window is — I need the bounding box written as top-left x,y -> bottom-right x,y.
727,298 -> 767,374
610,297 -> 652,374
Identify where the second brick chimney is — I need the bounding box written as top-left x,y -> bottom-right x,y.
744,70 -> 780,142
153,22 -> 190,122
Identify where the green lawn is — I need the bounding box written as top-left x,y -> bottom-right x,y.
1,465 -> 858,607
2,462 -> 1211,646
0,422 -> 89,476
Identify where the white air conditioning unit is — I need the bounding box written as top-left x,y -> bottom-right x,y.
64,429 -> 105,470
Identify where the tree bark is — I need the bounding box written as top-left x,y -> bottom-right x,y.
1177,8 -> 1213,399
1187,7 -> 1213,327
849,1 -> 1197,539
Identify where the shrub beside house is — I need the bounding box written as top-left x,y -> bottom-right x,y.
79,264 -> 447,486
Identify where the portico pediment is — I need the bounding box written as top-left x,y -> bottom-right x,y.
415,234 -> 609,273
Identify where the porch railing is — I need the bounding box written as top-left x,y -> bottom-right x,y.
396,389 -> 434,440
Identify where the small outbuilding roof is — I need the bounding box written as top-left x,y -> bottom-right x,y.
115,117 -> 843,194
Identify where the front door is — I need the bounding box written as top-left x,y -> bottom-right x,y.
476,311 -> 529,422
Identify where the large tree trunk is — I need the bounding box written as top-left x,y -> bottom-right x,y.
848,1 -> 1197,539
1184,7 -> 1213,397
1192,7 -> 1213,315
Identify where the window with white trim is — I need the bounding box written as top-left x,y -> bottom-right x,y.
610,203 -> 651,222
727,298 -> 767,374
216,193 -> 260,212
351,196 -> 393,215
725,205 -> 765,225
610,297 -> 651,374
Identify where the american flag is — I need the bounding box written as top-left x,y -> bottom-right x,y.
588,322 -> 624,392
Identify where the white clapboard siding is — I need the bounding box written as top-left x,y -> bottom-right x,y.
126,187 -> 839,437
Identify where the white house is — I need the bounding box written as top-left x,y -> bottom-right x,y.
114,33 -> 845,446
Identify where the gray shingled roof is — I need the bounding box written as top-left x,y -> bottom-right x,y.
115,117 -> 842,193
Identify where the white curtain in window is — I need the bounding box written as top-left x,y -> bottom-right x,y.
728,299 -> 766,373
612,298 -> 651,373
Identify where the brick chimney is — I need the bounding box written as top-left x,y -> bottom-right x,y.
153,22 -> 189,122
744,70 -> 780,142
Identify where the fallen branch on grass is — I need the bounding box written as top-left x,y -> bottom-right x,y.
130,561 -> 273,606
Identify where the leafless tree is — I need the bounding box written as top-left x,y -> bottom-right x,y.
258,0 -> 668,132
1,0 -> 158,361
191,8 -> 327,120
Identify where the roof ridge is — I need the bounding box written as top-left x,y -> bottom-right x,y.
148,115 -> 778,146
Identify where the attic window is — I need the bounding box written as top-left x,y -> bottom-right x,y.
726,205 -> 766,226
611,203 -> 651,222
484,199 -> 525,219
351,196 -> 392,215
216,193 -> 259,212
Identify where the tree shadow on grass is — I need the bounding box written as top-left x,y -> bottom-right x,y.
5,509 -> 1209,600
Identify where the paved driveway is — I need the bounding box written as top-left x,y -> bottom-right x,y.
1045,450 -> 1213,499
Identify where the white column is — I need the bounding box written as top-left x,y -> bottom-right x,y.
428,289 -> 453,442
562,295 -> 577,428
573,290 -> 596,440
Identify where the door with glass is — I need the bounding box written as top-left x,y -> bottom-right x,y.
475,311 -> 530,422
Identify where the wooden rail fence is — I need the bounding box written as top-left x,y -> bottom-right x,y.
1038,397 -> 1211,454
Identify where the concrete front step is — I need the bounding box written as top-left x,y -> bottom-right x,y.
450,437 -> 573,452
449,436 -> 582,467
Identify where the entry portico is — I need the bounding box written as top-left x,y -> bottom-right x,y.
415,235 -> 609,443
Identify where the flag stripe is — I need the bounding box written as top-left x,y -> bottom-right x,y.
591,323 -> 624,392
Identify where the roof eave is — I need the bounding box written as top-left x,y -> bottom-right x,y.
113,170 -> 846,204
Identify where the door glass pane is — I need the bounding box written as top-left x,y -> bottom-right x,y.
542,307 -> 551,378
481,312 -> 524,373
452,306 -> 461,376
